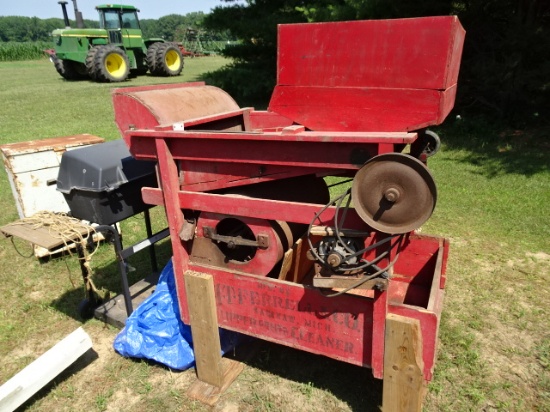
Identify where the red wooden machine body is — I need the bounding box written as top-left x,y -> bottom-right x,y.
112,16 -> 464,383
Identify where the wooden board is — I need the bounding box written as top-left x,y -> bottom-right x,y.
184,271 -> 224,387
382,314 -> 426,412
184,270 -> 243,405
269,17 -> 465,132
186,358 -> 244,406
0,220 -> 93,251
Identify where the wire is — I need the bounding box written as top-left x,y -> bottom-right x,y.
322,234 -> 405,298
307,190 -> 407,298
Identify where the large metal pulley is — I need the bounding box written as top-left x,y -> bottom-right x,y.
351,153 -> 437,234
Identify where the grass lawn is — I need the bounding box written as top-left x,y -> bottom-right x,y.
0,58 -> 549,411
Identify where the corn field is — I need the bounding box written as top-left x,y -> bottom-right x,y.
0,42 -> 52,61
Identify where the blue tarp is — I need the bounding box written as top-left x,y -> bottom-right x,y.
113,258 -> 241,370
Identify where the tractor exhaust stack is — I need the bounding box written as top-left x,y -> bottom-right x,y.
58,1 -> 70,28
71,0 -> 85,29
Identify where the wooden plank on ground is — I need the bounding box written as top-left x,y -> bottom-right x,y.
382,314 -> 425,412
0,327 -> 92,412
186,357 -> 244,406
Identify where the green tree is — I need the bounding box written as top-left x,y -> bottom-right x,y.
203,0 -> 307,105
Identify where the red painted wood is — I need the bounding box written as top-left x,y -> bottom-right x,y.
120,16 -> 461,384
112,82 -> 206,138
112,82 -> 240,144
392,234 -> 443,284
268,86 -> 454,132
371,289 -> 388,378
269,16 -> 465,132
154,139 -> 190,320
125,130 -> 416,172
185,264 -> 375,368
141,188 -> 369,228
276,17 -> 464,90
176,162 -> 330,192
248,111 -> 294,130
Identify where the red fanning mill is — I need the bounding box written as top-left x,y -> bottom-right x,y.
112,16 -> 465,409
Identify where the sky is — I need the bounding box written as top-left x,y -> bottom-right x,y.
0,1 -> 233,20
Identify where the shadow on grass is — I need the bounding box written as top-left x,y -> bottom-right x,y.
226,338 -> 383,411
49,237 -> 173,322
437,117 -> 550,178
115,335 -> 383,411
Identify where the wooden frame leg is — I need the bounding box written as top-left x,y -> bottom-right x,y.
382,314 -> 426,412
184,271 -> 243,406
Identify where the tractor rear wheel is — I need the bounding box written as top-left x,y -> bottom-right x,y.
52,55 -> 86,80
92,45 -> 130,82
153,43 -> 184,76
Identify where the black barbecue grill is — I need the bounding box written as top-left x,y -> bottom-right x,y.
57,139 -> 168,321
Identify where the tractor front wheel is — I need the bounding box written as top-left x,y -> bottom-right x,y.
85,46 -> 101,80
146,42 -> 162,74
92,45 -> 130,82
152,43 -> 184,76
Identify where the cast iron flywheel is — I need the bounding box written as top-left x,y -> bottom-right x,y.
351,153 -> 437,234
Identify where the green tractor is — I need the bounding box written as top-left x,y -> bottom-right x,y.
50,1 -> 184,82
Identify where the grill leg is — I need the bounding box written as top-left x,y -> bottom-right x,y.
97,225 -> 134,317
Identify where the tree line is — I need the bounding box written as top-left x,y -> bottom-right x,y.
0,12 -> 211,43
203,0 -> 549,126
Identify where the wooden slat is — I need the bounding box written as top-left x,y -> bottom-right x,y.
383,314 -> 425,412
184,271 -> 224,387
278,248 -> 294,280
427,241 -> 445,312
141,188 -> 368,228
184,270 -> 243,406
0,221 -> 92,251
0,134 -> 104,156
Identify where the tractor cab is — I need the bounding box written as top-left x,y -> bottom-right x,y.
96,5 -> 141,45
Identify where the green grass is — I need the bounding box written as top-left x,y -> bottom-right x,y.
0,57 -> 549,411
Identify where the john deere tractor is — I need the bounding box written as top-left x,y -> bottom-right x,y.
50,1 -> 184,82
